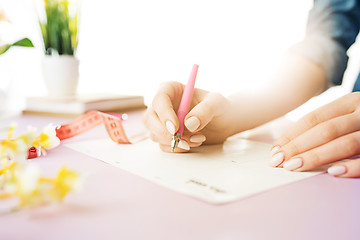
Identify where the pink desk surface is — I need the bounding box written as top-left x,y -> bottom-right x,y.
0,111 -> 359,240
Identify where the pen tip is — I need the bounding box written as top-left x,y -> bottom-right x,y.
171,133 -> 181,152
171,139 -> 177,152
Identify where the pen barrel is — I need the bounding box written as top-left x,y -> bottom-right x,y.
177,110 -> 187,135
176,64 -> 198,135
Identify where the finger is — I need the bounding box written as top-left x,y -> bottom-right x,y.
327,158 -> 360,178
149,131 -> 191,151
281,131 -> 360,172
270,111 -> 360,166
151,130 -> 203,150
189,133 -> 206,143
152,81 -> 184,135
188,142 -> 203,148
273,92 -> 360,149
184,132 -> 206,148
184,92 -> 228,132
159,141 -> 190,153
143,107 -> 173,143
159,140 -> 202,153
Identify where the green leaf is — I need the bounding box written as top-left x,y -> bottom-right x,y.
0,38 -> 34,55
12,38 -> 34,48
0,44 -> 11,55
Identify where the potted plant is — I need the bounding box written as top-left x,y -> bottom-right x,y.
39,0 -> 80,97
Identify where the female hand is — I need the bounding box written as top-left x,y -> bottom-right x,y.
270,92 -> 360,177
143,81 -> 234,152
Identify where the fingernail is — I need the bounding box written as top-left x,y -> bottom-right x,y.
190,134 -> 206,143
327,165 -> 346,176
185,117 -> 200,132
165,120 -> 175,135
269,152 -> 284,167
283,158 -> 303,171
178,140 -> 190,150
270,146 -> 280,155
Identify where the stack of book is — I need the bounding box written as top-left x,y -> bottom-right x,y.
23,93 -> 146,118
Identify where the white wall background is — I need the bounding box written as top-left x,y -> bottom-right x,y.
0,0 -> 359,116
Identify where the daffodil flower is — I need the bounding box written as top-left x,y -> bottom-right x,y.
0,124 -> 36,165
0,122 -> 80,209
0,164 -> 43,206
0,161 -> 16,187
33,124 -> 60,156
0,165 -> 80,208
40,166 -> 80,201
13,165 -> 45,207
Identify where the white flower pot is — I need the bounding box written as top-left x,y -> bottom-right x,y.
42,55 -> 79,97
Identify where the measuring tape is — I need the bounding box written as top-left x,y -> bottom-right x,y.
27,111 -> 133,159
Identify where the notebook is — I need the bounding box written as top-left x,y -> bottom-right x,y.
23,93 -> 146,118
65,137 -> 324,204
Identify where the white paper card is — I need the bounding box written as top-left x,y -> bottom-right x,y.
65,137 -> 323,204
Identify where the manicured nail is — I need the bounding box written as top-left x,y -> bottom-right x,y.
185,117 -> 200,132
178,140 -> 190,150
269,152 -> 284,167
190,134 -> 206,143
283,158 -> 303,171
327,165 -> 346,176
165,120 -> 175,135
271,146 -> 280,155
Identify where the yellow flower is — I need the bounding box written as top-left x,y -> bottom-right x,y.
1,165 -> 46,207
14,165 -> 41,206
0,124 -> 34,154
0,165 -> 80,207
0,122 -> 80,209
0,139 -> 27,164
41,166 -> 80,201
6,123 -> 16,139
0,161 -> 16,175
0,161 -> 16,187
0,125 -> 36,164
33,124 -> 60,155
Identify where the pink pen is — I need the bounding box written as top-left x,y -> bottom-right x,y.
171,64 -> 199,152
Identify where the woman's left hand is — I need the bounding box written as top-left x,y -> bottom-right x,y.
270,92 -> 360,177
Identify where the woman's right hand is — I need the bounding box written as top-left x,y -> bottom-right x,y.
143,81 -> 235,152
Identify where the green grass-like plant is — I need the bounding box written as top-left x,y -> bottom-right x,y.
39,0 -> 79,55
